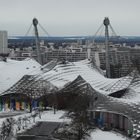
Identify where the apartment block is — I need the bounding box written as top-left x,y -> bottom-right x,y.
0,31 -> 8,54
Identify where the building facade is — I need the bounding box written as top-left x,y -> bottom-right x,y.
0,31 -> 8,54
98,47 -> 140,78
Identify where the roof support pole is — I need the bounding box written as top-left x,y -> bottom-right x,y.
33,18 -> 42,65
104,17 -> 111,78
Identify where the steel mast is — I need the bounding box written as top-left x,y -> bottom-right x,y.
33,18 -> 42,65
103,17 -> 111,78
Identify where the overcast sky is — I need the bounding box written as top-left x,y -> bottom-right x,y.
0,0 -> 140,36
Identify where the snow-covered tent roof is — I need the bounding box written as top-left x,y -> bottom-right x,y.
0,59 -> 136,97
1,75 -> 57,99
0,58 -> 42,94
55,73 -> 140,138
2,58 -> 140,137
0,58 -> 58,98
40,59 -> 133,95
57,75 -> 96,101
91,90 -> 140,139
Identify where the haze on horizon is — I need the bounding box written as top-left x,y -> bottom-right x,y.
0,0 -> 140,37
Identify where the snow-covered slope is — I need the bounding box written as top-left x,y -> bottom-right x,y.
0,58 -> 41,94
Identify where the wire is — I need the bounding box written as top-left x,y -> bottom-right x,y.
21,23 -> 33,46
109,24 -> 117,37
25,23 -> 33,36
99,25 -> 104,37
93,24 -> 104,42
38,23 -> 51,37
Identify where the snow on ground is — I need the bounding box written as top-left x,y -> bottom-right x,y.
0,111 -> 133,140
0,58 -> 41,94
37,110 -> 69,122
0,109 -> 68,135
88,129 -> 131,140
0,110 -> 130,140
0,110 -> 67,124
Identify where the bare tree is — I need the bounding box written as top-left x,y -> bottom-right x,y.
0,118 -> 15,140
56,82 -> 94,140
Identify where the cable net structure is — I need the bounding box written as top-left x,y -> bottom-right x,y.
1,17 -> 140,138
1,59 -> 138,98
2,75 -> 57,99
1,58 -> 140,138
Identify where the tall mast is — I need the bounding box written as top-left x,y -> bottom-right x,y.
103,17 -> 111,78
33,18 -> 42,65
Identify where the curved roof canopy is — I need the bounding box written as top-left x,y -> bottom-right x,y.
1,59 -> 140,101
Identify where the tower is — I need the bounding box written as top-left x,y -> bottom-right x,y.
103,17 -> 111,78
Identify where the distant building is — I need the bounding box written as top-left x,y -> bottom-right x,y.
98,47 -> 140,78
0,31 -> 8,54
9,44 -> 88,63
45,50 -> 86,63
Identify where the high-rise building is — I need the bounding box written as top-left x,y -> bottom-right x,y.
0,31 -> 8,54
98,47 -> 140,78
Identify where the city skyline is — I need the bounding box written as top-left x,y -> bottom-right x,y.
0,0 -> 140,36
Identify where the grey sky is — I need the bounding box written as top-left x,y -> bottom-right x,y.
0,0 -> 140,36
